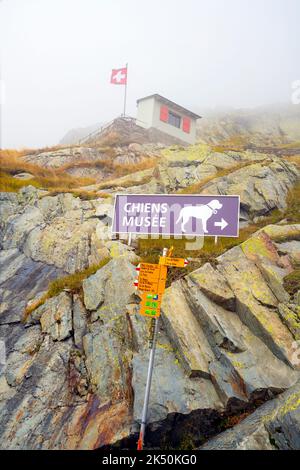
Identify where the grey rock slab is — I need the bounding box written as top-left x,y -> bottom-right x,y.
0,251 -> 62,324
1,206 -> 44,250
73,294 -> 88,350
24,217 -> 98,273
200,160 -> 299,219
161,280 -> 214,377
39,292 -> 73,341
0,336 -> 74,449
184,279 -> 247,354
83,319 -> 133,403
5,325 -> 43,387
276,240 -> 300,264
0,249 -> 26,285
187,262 -> 236,311
218,246 -> 298,368
132,322 -> 223,425
83,258 -> 136,311
259,263 -> 290,303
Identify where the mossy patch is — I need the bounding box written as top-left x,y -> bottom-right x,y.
241,236 -> 275,261
161,143 -> 211,162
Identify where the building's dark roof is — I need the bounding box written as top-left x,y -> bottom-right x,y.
137,94 -> 201,120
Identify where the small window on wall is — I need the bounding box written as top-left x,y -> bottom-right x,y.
168,111 -> 181,128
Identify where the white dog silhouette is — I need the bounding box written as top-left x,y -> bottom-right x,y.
176,199 -> 223,233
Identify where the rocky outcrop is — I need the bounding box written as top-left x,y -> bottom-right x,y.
22,142 -> 162,182
201,159 -> 299,219
0,215 -> 299,449
0,186 -> 138,274
23,147 -> 105,169
200,379 -> 300,450
94,145 -> 299,224
161,228 -> 300,411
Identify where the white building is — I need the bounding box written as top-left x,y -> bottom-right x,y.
136,94 -> 201,145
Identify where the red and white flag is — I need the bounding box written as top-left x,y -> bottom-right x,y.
110,67 -> 127,85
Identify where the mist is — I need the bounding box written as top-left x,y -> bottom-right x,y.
1,0 -> 300,148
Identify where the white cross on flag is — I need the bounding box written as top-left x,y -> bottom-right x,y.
110,67 -> 127,85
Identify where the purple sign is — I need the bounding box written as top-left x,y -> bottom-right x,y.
112,194 -> 240,237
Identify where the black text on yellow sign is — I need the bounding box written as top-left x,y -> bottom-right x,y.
136,263 -> 167,295
159,256 -> 189,268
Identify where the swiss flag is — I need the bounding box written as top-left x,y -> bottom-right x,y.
110,67 -> 127,85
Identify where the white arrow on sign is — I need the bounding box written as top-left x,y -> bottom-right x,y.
214,218 -> 228,230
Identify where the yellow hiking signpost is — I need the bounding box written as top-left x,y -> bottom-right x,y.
134,248 -> 189,450
135,262 -> 167,296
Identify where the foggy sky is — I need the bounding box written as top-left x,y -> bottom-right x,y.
1,0 -> 300,148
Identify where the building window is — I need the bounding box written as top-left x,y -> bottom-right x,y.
168,111 -> 181,128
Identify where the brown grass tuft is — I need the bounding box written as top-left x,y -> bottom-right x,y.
0,153 -> 96,192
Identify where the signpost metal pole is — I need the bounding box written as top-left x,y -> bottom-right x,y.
128,232 -> 132,246
137,316 -> 159,450
137,248 -> 168,450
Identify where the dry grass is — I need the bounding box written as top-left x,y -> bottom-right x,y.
61,156 -> 157,176
113,158 -> 157,177
283,267 -> 300,296
59,159 -> 115,173
210,135 -> 249,153
277,141 -> 300,149
284,181 -> 300,223
0,145 -> 78,159
23,258 -> 110,320
0,171 -> 41,192
0,147 -> 157,193
42,188 -> 110,200
0,149 -> 35,159
283,155 -> 300,167
0,153 -> 96,192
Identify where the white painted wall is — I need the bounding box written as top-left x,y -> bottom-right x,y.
136,96 -> 198,144
136,97 -> 155,129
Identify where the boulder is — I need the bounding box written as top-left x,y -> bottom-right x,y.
200,380 -> 300,450
161,281 -> 214,377
23,147 -> 104,169
187,262 -> 236,311
82,258 -> 136,312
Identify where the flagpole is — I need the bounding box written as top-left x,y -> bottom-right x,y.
123,63 -> 128,117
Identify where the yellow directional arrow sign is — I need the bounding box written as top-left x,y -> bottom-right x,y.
135,263 -> 167,294
159,256 -> 189,268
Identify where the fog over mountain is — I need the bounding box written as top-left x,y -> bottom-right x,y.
1,0 -> 300,148
60,103 -> 300,147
